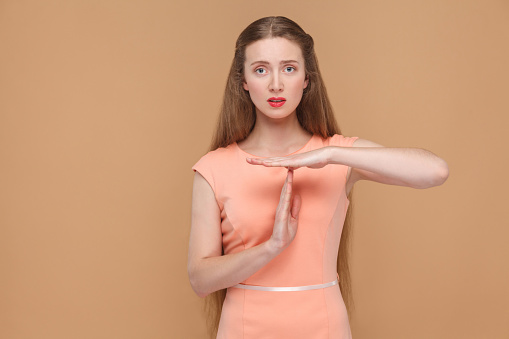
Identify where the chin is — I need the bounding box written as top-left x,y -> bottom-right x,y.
262,112 -> 294,120
256,106 -> 297,119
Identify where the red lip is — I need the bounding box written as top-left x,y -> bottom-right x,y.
267,97 -> 286,107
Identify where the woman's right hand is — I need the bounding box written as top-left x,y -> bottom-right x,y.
268,168 -> 301,253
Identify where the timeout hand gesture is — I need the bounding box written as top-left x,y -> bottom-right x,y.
269,168 -> 301,252
246,147 -> 329,170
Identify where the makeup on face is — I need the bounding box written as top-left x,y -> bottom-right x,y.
268,97 -> 286,107
243,37 -> 308,117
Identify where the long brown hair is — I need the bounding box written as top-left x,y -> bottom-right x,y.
202,16 -> 356,338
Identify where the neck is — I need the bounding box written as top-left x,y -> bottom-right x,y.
245,110 -> 312,152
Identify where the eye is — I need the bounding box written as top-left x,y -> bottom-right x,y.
255,68 -> 266,74
285,66 -> 296,73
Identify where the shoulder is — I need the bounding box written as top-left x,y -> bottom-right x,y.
191,144 -> 236,179
193,144 -> 234,164
191,145 -> 234,198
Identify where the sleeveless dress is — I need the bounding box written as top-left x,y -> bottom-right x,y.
191,133 -> 359,339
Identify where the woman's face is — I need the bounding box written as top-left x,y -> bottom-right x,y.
243,37 -> 308,120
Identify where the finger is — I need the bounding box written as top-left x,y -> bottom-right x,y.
263,156 -> 285,161
265,160 -> 286,167
291,194 -> 301,219
278,169 -> 290,203
246,158 -> 263,165
247,157 -> 280,165
249,157 -> 289,167
270,162 -> 300,169
282,170 -> 293,214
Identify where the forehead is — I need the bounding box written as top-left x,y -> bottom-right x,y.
244,37 -> 303,63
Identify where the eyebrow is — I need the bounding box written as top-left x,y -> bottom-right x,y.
250,60 -> 300,66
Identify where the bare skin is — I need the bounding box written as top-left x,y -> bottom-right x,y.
188,36 -> 450,298
270,168 -> 301,251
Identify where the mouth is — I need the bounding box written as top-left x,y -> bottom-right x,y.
267,97 -> 286,103
267,97 -> 286,107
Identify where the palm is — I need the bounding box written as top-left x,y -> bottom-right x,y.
246,148 -> 329,170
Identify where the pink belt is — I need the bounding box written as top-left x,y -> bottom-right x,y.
232,273 -> 339,292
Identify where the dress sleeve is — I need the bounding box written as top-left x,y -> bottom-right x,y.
191,152 -> 216,194
192,152 -> 224,211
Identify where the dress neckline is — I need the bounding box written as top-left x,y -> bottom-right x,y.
234,134 -> 316,158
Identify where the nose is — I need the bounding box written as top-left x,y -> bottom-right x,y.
268,72 -> 283,92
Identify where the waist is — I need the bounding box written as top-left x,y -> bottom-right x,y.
232,273 -> 339,292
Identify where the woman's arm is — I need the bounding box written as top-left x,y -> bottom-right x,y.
188,172 -> 282,298
327,138 -> 449,189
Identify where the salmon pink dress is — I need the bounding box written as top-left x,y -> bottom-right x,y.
191,133 -> 359,339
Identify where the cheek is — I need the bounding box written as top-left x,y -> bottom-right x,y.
289,80 -> 305,94
247,82 -> 265,97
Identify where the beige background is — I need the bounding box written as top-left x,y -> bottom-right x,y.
0,0 -> 508,338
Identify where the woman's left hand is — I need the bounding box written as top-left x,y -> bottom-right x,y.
246,147 -> 330,170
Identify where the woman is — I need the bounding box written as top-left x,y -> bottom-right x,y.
188,16 -> 449,339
